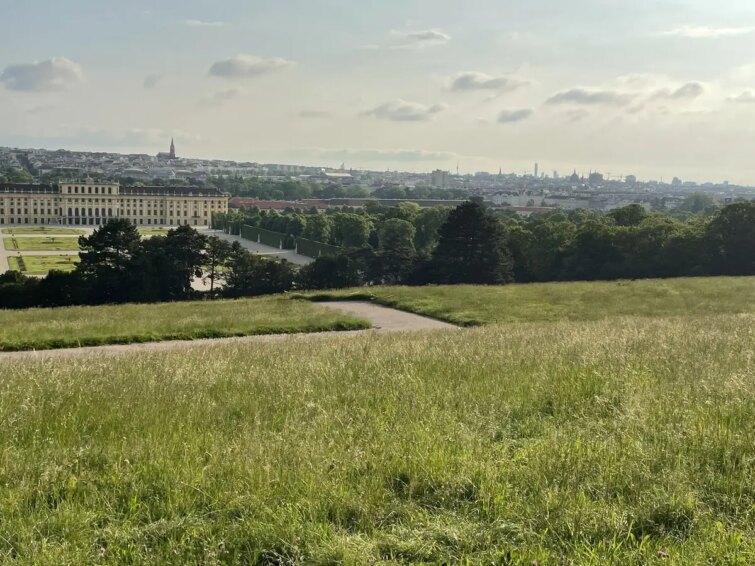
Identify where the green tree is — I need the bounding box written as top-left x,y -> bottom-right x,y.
680,192 -> 716,215
204,237 -> 233,296
706,202 -> 755,275
332,213 -> 372,248
77,219 -> 143,302
297,254 -> 363,290
224,244 -> 296,297
431,202 -> 514,284
413,207 -> 449,252
377,218 -> 417,284
301,214 -> 332,243
609,204 -> 648,226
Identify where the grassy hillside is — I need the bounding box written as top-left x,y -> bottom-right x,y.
306,276 -> 755,326
0,297 -> 368,351
0,314 -> 752,563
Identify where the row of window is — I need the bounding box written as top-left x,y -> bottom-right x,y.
65,186 -> 116,195
0,217 -> 210,226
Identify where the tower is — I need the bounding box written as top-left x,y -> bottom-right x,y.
169,138 -> 176,159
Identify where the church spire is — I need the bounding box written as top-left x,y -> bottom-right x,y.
169,137 -> 176,159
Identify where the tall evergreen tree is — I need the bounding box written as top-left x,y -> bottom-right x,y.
431,202 -> 513,284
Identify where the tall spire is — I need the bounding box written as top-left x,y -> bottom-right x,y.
169,137 -> 176,159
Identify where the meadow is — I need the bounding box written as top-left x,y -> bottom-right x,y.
3,237 -> 81,252
138,227 -> 170,237
0,297 -> 368,351
0,313 -> 752,563
1,227 -> 85,236
307,276 -> 755,325
7,255 -> 80,276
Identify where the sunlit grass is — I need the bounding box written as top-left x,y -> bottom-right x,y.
3,237 -> 80,252
0,297 -> 368,351
138,228 -> 170,237
7,254 -> 79,276
1,227 -> 85,236
1,314 -> 752,563
306,276 -> 755,325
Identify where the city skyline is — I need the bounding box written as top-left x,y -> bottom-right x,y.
3,1 -> 755,183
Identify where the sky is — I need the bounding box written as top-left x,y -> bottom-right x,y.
2,0 -> 755,183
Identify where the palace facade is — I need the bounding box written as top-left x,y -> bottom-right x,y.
0,182 -> 229,227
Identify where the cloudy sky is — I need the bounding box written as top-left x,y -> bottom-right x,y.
3,0 -> 755,183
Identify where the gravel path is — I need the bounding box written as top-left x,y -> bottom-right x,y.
0,302 -> 457,360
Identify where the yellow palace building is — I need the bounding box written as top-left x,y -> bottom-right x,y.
0,181 -> 229,227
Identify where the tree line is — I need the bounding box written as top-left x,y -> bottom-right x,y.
0,221 -> 296,309
1,201 -> 753,309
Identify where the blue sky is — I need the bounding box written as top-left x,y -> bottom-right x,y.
3,0 -> 755,182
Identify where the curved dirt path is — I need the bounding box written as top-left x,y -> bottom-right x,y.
0,302 -> 457,360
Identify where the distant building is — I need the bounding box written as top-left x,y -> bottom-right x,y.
625,175 -> 637,184
534,163 -> 539,178
588,172 -> 604,185
157,138 -> 177,161
431,169 -> 449,189
0,181 -> 228,227
671,177 -> 683,186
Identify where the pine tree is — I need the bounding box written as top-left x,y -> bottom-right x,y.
431,202 -> 514,284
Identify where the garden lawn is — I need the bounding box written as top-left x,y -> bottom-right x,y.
0,296 -> 369,351
7,254 -> 79,276
2,227 -> 85,236
306,276 -> 755,326
3,237 -> 81,252
138,228 -> 170,237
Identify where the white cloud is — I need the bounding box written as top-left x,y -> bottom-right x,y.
364,99 -> 448,121
728,91 -> 755,103
298,109 -> 332,119
660,25 -> 755,39
380,29 -> 451,49
294,147 -> 458,163
143,73 -> 165,89
450,72 -> 530,92
208,55 -> 294,79
0,57 -> 82,92
546,88 -> 635,106
199,88 -> 244,107
650,82 -> 705,100
183,19 -> 226,28
497,108 -> 534,123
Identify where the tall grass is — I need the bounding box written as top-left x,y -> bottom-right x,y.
0,297 -> 368,351
307,276 -> 755,325
0,314 -> 752,563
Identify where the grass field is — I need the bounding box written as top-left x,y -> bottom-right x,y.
7,254 -> 80,276
3,237 -> 81,252
0,313 -> 752,563
2,227 -> 85,236
138,227 -> 170,237
0,297 -> 369,351
306,277 -> 755,326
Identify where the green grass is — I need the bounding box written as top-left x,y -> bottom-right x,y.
2,227 -> 85,236
0,297 -> 369,352
3,237 -> 81,252
138,227 -> 170,237
304,276 -> 755,326
0,314 -> 753,563
7,254 -> 80,275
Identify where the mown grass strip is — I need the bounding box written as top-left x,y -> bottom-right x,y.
0,297 -> 370,352
298,276 -> 755,326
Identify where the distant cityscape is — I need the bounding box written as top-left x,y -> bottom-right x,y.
2,141 -> 754,215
